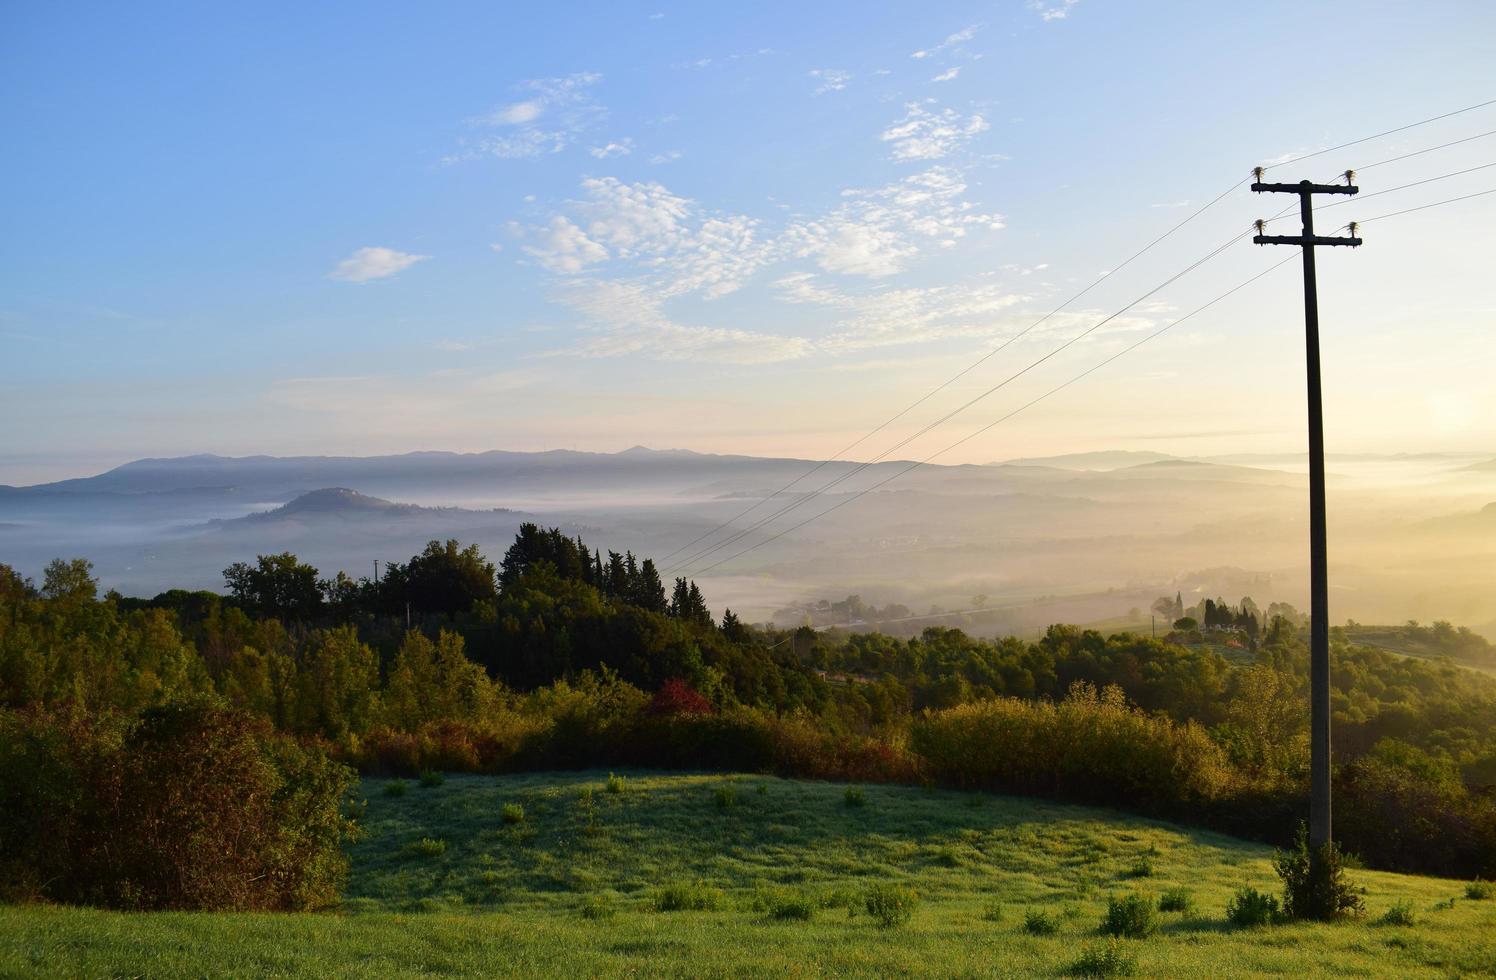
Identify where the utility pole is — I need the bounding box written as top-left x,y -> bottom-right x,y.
1251,169 -> 1361,865
373,559 -> 381,585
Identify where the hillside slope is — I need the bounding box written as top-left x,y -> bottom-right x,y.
3,773 -> 1491,978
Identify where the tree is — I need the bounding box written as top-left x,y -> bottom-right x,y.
388,539 -> 495,616
721,608 -> 749,643
223,554 -> 323,621
42,558 -> 97,604
633,559 -> 668,614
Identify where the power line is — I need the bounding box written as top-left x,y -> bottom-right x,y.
1357,186 -> 1496,223
668,100 -> 1496,568
1261,98 -> 1496,171
1259,161 -> 1496,228
657,177 -> 1247,566
689,242 -> 1295,576
672,228 -> 1252,574
1353,129 -> 1496,172
694,182 -> 1472,576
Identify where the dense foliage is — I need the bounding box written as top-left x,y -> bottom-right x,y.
4,523 -> 1496,897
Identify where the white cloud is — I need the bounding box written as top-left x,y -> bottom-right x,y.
447,73 -> 604,162
880,102 -> 989,161
809,68 -> 852,94
484,100 -> 544,125
774,272 -> 1028,351
523,216 -> 608,274
552,280 -> 812,364
784,167 -> 1005,278
931,67 -> 961,83
1029,0 -> 1079,21
911,24 -> 981,58
589,138 -> 635,159
328,247 -> 429,283
650,149 -> 683,164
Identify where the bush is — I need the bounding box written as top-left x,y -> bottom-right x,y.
655,881 -> 723,912
933,846 -> 962,868
911,684 -> 1232,814
1070,940 -> 1138,977
605,772 -> 627,794
1024,909 -> 1059,935
982,901 -> 1004,922
0,702 -> 355,911
1467,879 -> 1493,900
404,837 -> 446,859
761,887 -> 816,921
1127,858 -> 1154,878
844,786 -> 866,808
1376,900 -> 1416,926
714,784 -> 737,809
1273,825 -> 1364,921
1100,894 -> 1159,938
383,779 -> 408,797
1226,887 -> 1280,927
650,678 -> 714,717
418,769 -> 444,788
864,883 -> 918,927
1158,888 -> 1194,914
579,894 -> 615,919
501,802 -> 525,825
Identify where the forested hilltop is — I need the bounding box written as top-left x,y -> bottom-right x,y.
3,524 -> 1495,913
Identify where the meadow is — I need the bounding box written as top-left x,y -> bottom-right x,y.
3,772 -> 1492,978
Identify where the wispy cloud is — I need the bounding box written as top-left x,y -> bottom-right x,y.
880,101 -> 989,161
911,24 -> 980,59
589,138 -> 635,159
1028,0 -> 1079,22
328,247 -> 429,283
930,67 -> 961,83
445,73 -> 604,163
809,68 -> 852,94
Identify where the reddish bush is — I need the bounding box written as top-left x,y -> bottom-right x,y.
650,678 -> 714,717
0,700 -> 355,910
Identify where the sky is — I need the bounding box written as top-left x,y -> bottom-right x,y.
3,0 -> 1495,485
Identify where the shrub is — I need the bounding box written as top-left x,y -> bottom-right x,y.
383,779 -> 408,797
1158,888 -> 1194,914
1126,858 -> 1154,878
1273,825 -> 1364,921
579,894 -> 615,919
933,846 -> 962,868
418,769 -> 444,788
864,883 -> 918,928
0,701 -> 355,911
1467,879 -> 1493,900
1376,900 -> 1416,926
910,684 -> 1232,813
404,837 -> 446,859
844,786 -> 866,808
1024,909 -> 1059,935
762,887 -> 816,921
982,901 -> 1004,922
714,784 -> 737,809
1226,887 -> 1280,927
501,802 -> 525,825
605,772 -> 627,794
650,678 -> 714,717
1100,894 -> 1159,938
1070,939 -> 1138,978
655,881 -> 723,912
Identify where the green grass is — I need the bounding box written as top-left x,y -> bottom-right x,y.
3,772 -> 1493,977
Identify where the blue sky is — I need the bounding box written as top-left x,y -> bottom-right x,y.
3,1 -> 1495,482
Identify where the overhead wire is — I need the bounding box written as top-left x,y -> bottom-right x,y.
671,227 -> 1254,574
656,177 -> 1247,566
690,245 -> 1300,575
663,97 -> 1496,573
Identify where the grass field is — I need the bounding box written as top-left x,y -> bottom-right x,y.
3,772 -> 1494,977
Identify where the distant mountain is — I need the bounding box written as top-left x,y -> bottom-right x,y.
994,451 -> 1179,470
1463,458 -> 1496,472
222,488 -> 515,523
